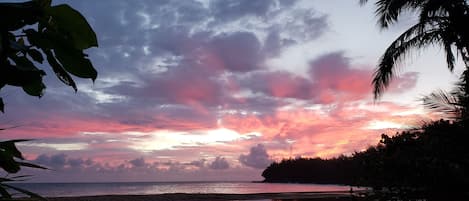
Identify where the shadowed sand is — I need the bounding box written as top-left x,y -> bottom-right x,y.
48,191 -> 365,201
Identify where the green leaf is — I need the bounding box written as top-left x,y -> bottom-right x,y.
18,162 -> 48,170
28,48 -> 44,63
0,98 -> 4,113
0,175 -> 32,182
0,151 -> 20,173
47,4 -> 98,49
0,1 -> 39,31
1,183 -> 47,201
0,184 -> 12,199
9,39 -> 28,52
0,64 -> 45,86
33,0 -> 52,8
54,48 -> 97,81
7,56 -> 47,97
10,175 -> 34,179
0,140 -> 25,159
22,78 -> 46,97
0,139 -> 31,143
0,63 -> 46,87
10,55 -> 37,71
24,29 -> 54,49
0,178 -> 14,182
18,37 -> 25,45
45,50 -> 77,91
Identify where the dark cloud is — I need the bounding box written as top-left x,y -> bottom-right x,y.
188,159 -> 206,168
33,154 -> 58,169
148,25 -> 204,56
129,157 -> 147,168
241,71 -> 312,99
239,144 -> 272,169
33,153 -> 94,169
209,157 -> 230,170
68,158 -> 85,168
262,29 -> 297,57
47,154 -> 66,168
208,32 -> 263,72
23,154 -> 262,182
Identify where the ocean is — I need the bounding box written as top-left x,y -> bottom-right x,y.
10,181 -> 353,197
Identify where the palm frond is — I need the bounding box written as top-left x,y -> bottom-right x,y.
374,0 -> 426,28
373,20 -> 445,98
364,0 -> 469,106
359,0 -> 370,5
442,39 -> 455,71
0,183 -> 47,201
422,70 -> 469,122
419,0 -> 450,21
422,89 -> 461,118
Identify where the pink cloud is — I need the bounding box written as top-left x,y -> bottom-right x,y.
243,71 -> 312,99
241,52 -> 418,104
308,52 -> 374,103
221,101 -> 430,159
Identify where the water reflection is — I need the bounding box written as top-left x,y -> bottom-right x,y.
12,182 -> 355,197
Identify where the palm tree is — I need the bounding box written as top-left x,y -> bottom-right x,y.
422,70 -> 469,122
360,0 -> 469,99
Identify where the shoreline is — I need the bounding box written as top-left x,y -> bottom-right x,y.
48,191 -> 365,201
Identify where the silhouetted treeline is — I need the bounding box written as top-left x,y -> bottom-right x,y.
262,120 -> 469,193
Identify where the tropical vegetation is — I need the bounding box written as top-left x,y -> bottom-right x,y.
0,0 -> 98,112
262,120 -> 469,199
0,0 -> 98,199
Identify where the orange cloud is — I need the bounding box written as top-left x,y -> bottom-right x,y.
221,101 -> 430,159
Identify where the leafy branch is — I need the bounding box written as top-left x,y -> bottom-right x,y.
0,0 -> 99,199
0,0 -> 99,112
0,139 -> 48,200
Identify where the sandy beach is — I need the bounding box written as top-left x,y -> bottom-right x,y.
48,191 -> 362,201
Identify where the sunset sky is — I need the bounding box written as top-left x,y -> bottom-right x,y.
0,0 -> 464,182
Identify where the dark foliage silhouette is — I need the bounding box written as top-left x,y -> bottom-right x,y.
0,0 -> 98,112
360,0 -> 469,99
262,120 -> 469,199
0,0 -> 98,199
0,138 -> 47,200
423,70 -> 469,123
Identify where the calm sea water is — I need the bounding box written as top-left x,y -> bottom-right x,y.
10,181 -> 353,197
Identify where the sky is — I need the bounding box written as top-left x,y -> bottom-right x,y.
0,0 -> 464,182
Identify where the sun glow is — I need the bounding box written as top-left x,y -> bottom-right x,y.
365,120 -> 409,130
129,128 -> 257,152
